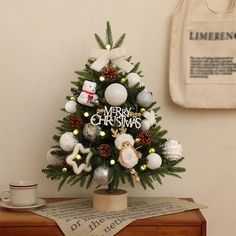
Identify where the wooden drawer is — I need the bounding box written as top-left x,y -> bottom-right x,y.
0,227 -> 63,236
118,226 -> 201,236
0,198 -> 206,236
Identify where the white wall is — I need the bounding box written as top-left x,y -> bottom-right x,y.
0,0 -> 236,235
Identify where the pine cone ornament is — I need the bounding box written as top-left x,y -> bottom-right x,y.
62,160 -> 70,168
71,88 -> 80,97
137,131 -> 152,146
102,65 -> 119,81
98,144 -> 112,157
68,115 -> 84,129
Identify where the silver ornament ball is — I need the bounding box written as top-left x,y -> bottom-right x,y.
136,91 -> 153,108
83,123 -> 101,141
65,100 -> 77,113
146,153 -> 162,169
93,165 -> 112,185
127,73 -> 141,88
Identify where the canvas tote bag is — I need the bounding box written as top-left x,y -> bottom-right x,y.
169,0 -> 236,108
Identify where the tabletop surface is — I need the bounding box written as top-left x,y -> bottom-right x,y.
0,198 -> 206,227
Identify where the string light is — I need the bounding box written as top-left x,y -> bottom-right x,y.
73,129 -> 79,135
135,138 -> 141,144
62,167 -> 67,172
99,76 -> 105,82
100,131 -> 106,137
140,164 -> 147,171
106,44 -> 111,50
110,159 -> 115,165
70,96 -> 76,101
149,148 -> 156,154
84,112 -> 89,117
120,78 -> 127,84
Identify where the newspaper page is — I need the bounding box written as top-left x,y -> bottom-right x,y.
30,197 -> 206,236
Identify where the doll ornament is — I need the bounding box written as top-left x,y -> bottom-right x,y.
111,126 -> 142,181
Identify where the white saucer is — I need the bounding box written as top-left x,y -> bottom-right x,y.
0,198 -> 47,211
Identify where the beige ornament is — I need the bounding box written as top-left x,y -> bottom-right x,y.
89,46 -> 134,72
130,168 -> 140,182
129,111 -> 142,118
164,139 -> 183,161
141,110 -> 156,131
111,126 -> 142,169
66,143 -> 92,175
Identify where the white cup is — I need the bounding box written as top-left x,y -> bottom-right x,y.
1,181 -> 37,206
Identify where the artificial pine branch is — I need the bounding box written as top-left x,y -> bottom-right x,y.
106,21 -> 113,47
52,135 -> 60,142
75,71 -> 90,77
71,81 -> 80,87
42,165 -> 67,181
156,130 -> 168,138
79,175 -> 88,187
50,149 -> 68,159
94,33 -> 106,49
126,56 -> 132,62
169,157 -> 185,166
87,58 -> 96,65
58,175 -> 70,191
51,145 -> 61,149
137,71 -> 143,76
152,174 -> 162,184
86,175 -> 93,189
125,172 -> 135,187
130,62 -> 140,73
66,175 -> 78,185
114,33 -> 126,48
153,107 -> 161,113
155,116 -> 162,123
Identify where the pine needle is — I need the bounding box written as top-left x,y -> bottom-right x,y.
106,21 -> 113,47
94,33 -> 106,49
114,33 -> 126,48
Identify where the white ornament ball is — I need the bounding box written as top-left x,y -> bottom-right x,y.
137,91 -> 153,108
93,165 -> 112,185
164,139 -> 183,161
46,148 -> 63,165
147,153 -> 162,169
65,101 -> 77,113
141,120 -> 151,131
127,73 -> 141,88
104,83 -> 128,106
59,132 -> 78,152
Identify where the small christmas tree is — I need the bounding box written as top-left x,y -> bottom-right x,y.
43,22 -> 185,193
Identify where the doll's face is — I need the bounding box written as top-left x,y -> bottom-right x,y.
83,80 -> 97,93
122,141 -> 131,149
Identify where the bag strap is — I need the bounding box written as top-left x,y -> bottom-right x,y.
204,0 -> 236,14
172,0 -> 185,15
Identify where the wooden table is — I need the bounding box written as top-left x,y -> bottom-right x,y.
0,198 -> 206,236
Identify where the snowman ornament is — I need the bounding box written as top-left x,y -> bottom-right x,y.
77,80 -> 98,106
